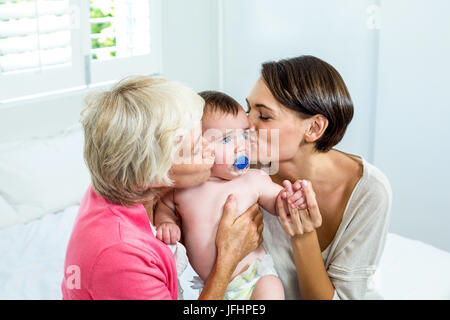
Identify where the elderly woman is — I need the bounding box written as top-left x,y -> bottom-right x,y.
247,55 -> 392,300
61,77 -> 263,300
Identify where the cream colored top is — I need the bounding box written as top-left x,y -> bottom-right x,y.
262,153 -> 392,300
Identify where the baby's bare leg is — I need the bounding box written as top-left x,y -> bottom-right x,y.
250,275 -> 285,300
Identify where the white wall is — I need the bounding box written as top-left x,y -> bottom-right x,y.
160,0 -> 219,92
0,91 -> 85,143
220,0 -> 379,161
374,0 -> 450,251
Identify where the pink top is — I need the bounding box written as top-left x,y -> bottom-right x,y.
61,186 -> 177,300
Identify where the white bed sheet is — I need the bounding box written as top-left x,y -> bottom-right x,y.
0,206 -> 78,299
0,206 -> 449,300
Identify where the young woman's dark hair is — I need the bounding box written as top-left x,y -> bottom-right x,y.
261,55 -> 354,152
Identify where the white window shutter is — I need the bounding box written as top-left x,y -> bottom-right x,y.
0,0 -> 161,102
0,1 -> 74,73
0,0 -> 85,101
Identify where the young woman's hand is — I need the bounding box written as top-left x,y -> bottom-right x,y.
280,179 -> 308,210
277,180 -> 322,237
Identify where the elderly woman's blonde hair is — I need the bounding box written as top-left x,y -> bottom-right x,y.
81,75 -> 204,206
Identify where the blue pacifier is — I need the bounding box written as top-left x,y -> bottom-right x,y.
233,155 -> 249,170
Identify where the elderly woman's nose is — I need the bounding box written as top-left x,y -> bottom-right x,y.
202,137 -> 215,158
202,136 -> 212,150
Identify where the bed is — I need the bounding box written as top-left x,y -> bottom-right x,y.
0,127 -> 449,300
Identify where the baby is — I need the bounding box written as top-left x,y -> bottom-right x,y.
154,91 -> 305,300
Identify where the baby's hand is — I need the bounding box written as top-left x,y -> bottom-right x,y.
281,180 -> 307,210
156,222 -> 181,245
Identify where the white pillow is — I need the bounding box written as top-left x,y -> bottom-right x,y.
0,126 -> 91,229
0,196 -> 16,227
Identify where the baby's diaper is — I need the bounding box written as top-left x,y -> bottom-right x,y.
190,254 -> 279,300
224,254 -> 278,300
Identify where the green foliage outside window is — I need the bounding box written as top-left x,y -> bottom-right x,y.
90,0 -> 116,59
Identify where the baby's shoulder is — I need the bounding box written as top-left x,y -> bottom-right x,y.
246,168 -> 270,176
242,168 -> 271,183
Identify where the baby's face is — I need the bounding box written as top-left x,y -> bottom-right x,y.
202,109 -> 251,180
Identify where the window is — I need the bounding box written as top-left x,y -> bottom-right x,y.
88,0 -> 161,84
90,0 -> 151,61
0,0 -> 73,73
0,0 -> 161,102
0,0 -> 84,101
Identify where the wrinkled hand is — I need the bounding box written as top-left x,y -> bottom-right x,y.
215,194 -> 263,269
156,222 -> 181,245
277,180 -> 322,237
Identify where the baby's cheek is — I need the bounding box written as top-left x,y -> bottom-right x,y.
211,163 -> 229,178
220,149 -> 230,164
214,144 -> 234,165
227,144 -> 239,164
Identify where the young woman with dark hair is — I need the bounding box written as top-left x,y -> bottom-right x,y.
247,55 -> 392,300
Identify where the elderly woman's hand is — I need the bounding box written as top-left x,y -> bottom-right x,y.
215,194 -> 264,271
198,194 -> 263,300
277,180 -> 322,237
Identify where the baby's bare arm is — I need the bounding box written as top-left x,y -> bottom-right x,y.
154,191 -> 181,244
154,191 -> 179,226
256,171 -> 307,215
255,172 -> 283,215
